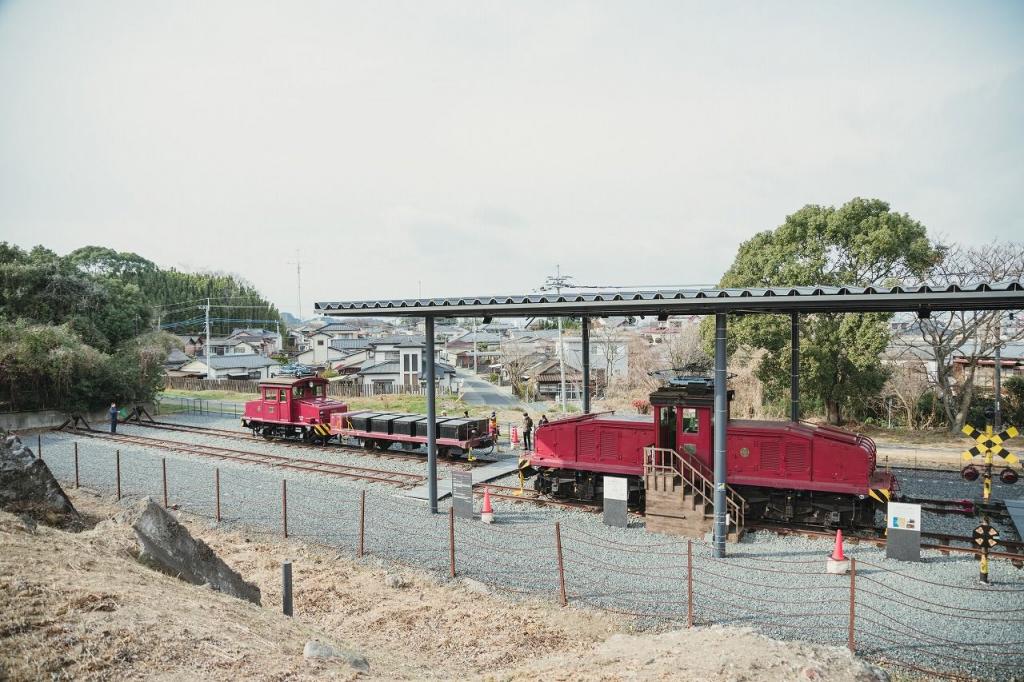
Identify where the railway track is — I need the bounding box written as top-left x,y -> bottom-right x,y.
748,521 -> 1024,564
66,428 -> 426,488
114,418 -> 494,468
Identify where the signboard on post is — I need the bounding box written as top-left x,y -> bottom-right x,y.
886,501 -> 922,561
451,471 -> 475,520
603,476 -> 628,528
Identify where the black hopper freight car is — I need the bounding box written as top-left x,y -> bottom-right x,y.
329,411 -> 494,458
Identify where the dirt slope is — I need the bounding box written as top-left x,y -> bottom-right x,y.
0,489 -> 888,681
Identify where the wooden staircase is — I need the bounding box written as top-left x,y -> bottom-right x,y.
643,447 -> 746,541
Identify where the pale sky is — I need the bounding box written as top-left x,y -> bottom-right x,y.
1,1 -> 1022,317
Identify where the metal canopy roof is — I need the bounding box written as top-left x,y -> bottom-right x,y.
316,282 -> 1024,318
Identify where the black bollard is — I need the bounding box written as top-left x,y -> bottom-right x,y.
282,560 -> 293,617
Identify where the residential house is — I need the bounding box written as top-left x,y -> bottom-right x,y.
444,331 -> 503,370
177,354 -> 280,380
355,336 -> 456,392
525,358 -> 601,402
164,349 -> 193,377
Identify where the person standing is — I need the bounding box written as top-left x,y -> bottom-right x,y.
109,402 -> 118,434
522,412 -> 534,451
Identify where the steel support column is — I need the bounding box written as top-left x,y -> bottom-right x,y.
582,317 -> 591,413
713,312 -> 728,558
425,316 -> 438,513
790,312 -> 800,423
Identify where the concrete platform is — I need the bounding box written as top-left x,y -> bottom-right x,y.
404,456 -> 523,504
1004,499 -> 1024,539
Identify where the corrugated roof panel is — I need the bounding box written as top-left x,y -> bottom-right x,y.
314,281 -> 1024,316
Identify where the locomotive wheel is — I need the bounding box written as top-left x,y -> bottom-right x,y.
261,426 -> 274,440
374,440 -> 389,451
363,439 -> 375,449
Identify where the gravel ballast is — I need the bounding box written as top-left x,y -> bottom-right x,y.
37,423 -> 1024,680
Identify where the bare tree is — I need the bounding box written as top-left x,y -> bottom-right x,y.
663,323 -> 711,372
498,340 -> 537,400
593,325 -> 626,391
897,241 -> 1024,431
882,353 -> 932,428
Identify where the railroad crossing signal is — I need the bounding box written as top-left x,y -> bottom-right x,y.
973,524 -> 999,549
961,424 -> 1019,464
961,422 -> 1017,584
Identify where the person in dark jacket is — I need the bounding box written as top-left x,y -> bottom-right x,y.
539,414 -> 549,428
522,412 -> 534,451
109,402 -> 118,433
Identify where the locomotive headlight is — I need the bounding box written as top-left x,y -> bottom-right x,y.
1000,468 -> 1019,485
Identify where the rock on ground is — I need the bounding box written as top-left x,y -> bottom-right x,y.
0,432 -> 81,529
303,640 -> 370,671
119,497 -> 261,605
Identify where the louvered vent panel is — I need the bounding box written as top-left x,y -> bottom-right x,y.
579,430 -> 598,458
600,432 -> 619,460
785,443 -> 809,473
760,442 -> 781,471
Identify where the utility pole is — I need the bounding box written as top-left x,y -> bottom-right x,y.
542,265 -> 574,413
473,318 -> 478,374
286,250 -> 302,322
204,298 -> 212,380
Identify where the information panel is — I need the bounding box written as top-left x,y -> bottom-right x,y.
451,471 -> 475,520
886,501 -> 922,562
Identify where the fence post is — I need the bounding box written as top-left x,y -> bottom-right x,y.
358,490 -> 366,557
449,506 -> 456,578
687,539 -> 694,628
282,560 -> 293,617
555,522 -> 567,606
74,442 -> 80,489
215,468 -> 221,523
115,449 -> 121,501
162,458 -> 168,508
37,434 -> 42,461
282,479 -> 288,539
848,557 -> 856,652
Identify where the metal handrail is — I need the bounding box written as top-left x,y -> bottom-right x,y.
643,447 -> 746,533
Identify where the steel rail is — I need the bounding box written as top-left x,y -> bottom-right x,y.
122,419 -> 493,467
65,428 -> 425,488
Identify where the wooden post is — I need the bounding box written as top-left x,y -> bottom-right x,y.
848,557 -> 856,652
358,490 -> 366,557
282,479 -> 288,539
687,539 -> 694,628
115,449 -> 121,501
215,468 -> 221,523
555,522 -> 567,607
448,506 -> 456,578
74,442 -> 80,489
37,434 -> 42,461
162,458 -> 168,508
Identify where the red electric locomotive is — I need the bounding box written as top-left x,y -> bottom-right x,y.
529,376 -> 898,529
242,376 -> 349,444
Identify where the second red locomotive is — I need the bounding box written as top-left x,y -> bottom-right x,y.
529,376 -> 898,530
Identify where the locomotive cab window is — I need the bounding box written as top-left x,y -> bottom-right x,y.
682,408 -> 699,433
263,388 -> 277,401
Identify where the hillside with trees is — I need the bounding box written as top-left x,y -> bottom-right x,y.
0,243 -> 283,413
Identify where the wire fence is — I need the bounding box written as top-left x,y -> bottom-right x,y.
38,436 -> 1024,682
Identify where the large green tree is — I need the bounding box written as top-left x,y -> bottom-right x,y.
717,198 -> 942,424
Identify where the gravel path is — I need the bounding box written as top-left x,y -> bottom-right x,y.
35,427 -> 1024,680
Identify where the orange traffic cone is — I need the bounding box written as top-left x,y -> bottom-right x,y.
826,528 -> 850,574
511,426 -> 520,448
480,487 -> 494,524
831,529 -> 845,561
